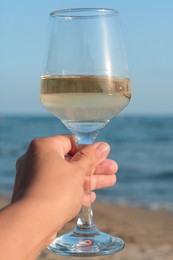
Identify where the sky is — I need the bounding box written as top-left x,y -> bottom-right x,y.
1,0 -> 173,116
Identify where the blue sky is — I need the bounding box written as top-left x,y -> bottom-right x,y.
1,0 -> 173,115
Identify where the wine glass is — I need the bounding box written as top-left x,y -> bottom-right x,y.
40,8 -> 131,257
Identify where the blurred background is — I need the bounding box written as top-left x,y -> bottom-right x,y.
1,0 -> 173,211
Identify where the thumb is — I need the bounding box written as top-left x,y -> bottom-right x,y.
70,142 -> 110,176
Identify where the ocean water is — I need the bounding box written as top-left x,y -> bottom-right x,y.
0,115 -> 173,212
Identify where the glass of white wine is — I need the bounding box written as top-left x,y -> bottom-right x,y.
40,8 -> 131,257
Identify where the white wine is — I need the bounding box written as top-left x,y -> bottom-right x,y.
40,75 -> 131,130
40,75 -> 131,127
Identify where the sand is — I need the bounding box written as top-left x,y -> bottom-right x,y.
1,195 -> 173,260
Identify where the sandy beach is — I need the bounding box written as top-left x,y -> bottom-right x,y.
1,195 -> 173,260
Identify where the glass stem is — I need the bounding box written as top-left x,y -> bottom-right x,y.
74,130 -> 98,230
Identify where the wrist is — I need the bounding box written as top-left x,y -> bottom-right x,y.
0,199 -> 64,259
15,198 -> 65,248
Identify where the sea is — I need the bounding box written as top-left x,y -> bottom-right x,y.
0,115 -> 173,212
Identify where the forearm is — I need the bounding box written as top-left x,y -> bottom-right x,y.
0,200 -> 64,260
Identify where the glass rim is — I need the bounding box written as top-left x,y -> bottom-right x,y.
50,8 -> 118,19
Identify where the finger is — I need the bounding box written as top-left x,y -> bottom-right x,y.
29,135 -> 78,158
11,155 -> 26,203
91,174 -> 116,191
47,135 -> 78,157
94,159 -> 118,175
71,142 -> 110,176
16,154 -> 25,172
83,192 -> 96,207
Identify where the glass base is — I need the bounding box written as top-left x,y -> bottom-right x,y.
48,227 -> 125,257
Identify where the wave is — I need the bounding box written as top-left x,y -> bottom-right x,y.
152,171 -> 173,181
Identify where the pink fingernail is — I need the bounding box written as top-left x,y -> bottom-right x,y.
95,143 -> 110,159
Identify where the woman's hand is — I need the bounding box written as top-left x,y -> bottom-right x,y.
0,135 -> 118,260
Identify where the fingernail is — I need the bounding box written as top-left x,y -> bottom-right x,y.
95,143 -> 110,159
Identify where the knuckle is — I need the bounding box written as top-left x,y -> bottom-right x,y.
16,157 -> 21,170
16,155 -> 25,171
78,150 -> 94,170
29,138 -> 40,150
28,138 -> 48,152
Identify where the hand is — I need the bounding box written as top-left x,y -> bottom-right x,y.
11,135 -> 118,248
0,135 -> 118,260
